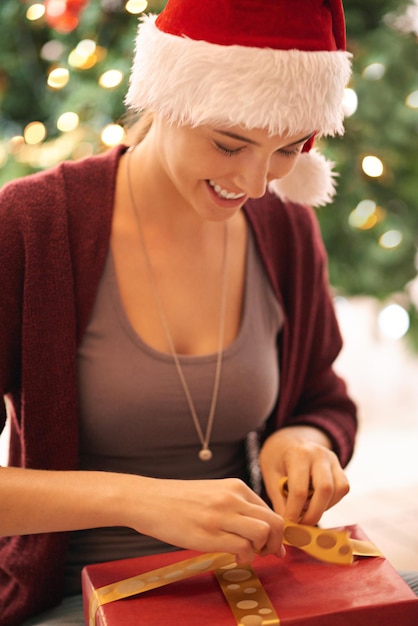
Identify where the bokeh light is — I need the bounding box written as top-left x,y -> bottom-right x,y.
99,69 -> 124,89
348,199 -> 385,230
362,155 -> 384,178
378,304 -> 410,339
405,90 -> 418,109
24,122 -> 47,145
57,112 -> 79,132
125,0 -> 148,14
69,39 -> 99,70
379,230 -> 403,249
26,3 -> 46,20
342,88 -> 358,117
47,67 -> 70,89
362,63 -> 386,80
101,123 -> 125,146
41,40 -> 65,62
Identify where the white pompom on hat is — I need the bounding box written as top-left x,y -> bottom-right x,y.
125,0 -> 352,207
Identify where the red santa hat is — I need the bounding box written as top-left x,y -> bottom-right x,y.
125,0 -> 352,207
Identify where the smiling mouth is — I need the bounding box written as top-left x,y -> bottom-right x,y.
208,180 -> 246,200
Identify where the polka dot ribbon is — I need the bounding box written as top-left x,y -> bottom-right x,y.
88,524 -> 381,626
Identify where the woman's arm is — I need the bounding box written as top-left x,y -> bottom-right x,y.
245,197 -> 357,470
0,466 -> 285,564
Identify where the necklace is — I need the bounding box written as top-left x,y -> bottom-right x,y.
126,146 -> 229,461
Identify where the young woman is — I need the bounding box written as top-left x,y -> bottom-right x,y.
0,1 -> 360,623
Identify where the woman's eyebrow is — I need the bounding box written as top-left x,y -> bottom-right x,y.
214,129 -> 314,147
285,132 -> 315,147
215,130 -> 260,145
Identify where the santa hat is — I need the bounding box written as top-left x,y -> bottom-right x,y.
125,0 -> 352,207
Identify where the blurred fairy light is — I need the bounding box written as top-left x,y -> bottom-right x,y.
77,39 -> 96,57
362,63 -> 386,80
125,0 -> 148,14
378,304 -> 410,340
41,40 -> 65,62
47,67 -> 70,89
379,230 -> 403,249
348,199 -> 385,230
57,112 -> 79,132
101,124 -> 125,146
14,129 -> 88,170
408,273 -> 418,311
0,143 -> 7,168
24,122 -> 47,145
406,90 -> 418,109
69,39 -> 100,70
342,88 -> 358,117
68,49 -> 89,70
8,136 -> 25,154
99,69 -> 124,89
26,3 -> 46,20
362,155 -> 384,178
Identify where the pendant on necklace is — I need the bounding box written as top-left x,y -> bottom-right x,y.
199,448 -> 212,461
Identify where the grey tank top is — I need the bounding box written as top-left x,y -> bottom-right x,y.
64,228 -> 283,595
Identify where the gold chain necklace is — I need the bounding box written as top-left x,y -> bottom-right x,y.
126,146 -> 229,461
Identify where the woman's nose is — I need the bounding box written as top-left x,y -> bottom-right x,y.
233,158 -> 270,199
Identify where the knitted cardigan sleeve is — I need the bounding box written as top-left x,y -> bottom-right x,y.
0,181 -> 25,433
0,148 -> 118,625
245,193 -> 357,467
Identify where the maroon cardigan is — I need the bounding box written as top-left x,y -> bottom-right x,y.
0,146 -> 357,624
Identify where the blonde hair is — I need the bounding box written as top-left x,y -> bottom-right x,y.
124,110 -> 154,146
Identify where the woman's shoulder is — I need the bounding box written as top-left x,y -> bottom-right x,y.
0,145 -> 124,223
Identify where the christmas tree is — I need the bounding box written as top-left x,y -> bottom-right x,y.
0,0 -> 417,347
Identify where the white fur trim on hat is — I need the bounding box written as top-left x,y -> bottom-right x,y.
268,149 -> 338,207
125,15 -> 352,137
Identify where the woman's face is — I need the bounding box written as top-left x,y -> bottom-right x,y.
150,116 -> 313,222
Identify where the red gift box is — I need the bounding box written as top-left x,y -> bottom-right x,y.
82,525 -> 418,625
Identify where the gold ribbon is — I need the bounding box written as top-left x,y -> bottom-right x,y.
88,552 -> 235,626
277,478 -> 382,563
215,562 -> 281,625
282,520 -> 381,564
88,522 -> 381,626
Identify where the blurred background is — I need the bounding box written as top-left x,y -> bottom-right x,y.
0,0 -> 417,570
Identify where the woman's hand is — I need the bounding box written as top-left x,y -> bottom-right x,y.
122,476 -> 285,564
258,426 -> 350,526
0,468 -> 285,565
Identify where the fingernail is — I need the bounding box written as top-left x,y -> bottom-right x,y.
278,545 -> 286,558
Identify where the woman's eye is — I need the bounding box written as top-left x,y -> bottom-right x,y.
279,147 -> 302,158
214,142 -> 242,157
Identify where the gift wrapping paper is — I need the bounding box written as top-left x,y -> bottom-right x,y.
82,524 -> 418,625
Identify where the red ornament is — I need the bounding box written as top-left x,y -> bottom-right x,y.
44,0 -> 90,34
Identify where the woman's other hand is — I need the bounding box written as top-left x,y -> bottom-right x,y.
259,426 -> 350,526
